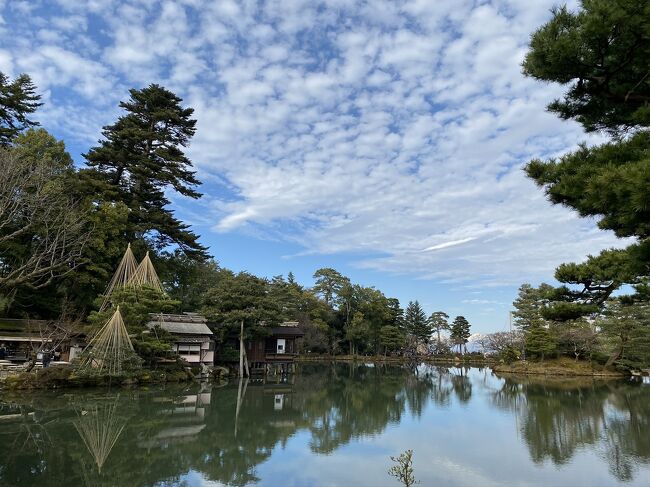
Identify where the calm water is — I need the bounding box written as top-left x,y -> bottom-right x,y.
1,364 -> 649,487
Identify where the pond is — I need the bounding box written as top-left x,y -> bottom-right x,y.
0,364 -> 649,486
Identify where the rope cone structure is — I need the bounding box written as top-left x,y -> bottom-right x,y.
99,244 -> 137,311
77,307 -> 136,376
130,251 -> 165,293
74,398 -> 127,474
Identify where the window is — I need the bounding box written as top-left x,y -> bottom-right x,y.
177,343 -> 201,355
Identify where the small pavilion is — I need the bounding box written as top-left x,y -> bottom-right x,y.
147,313 -> 214,366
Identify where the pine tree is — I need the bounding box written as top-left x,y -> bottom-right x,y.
84,84 -> 207,258
345,311 -> 369,355
312,268 -> 348,307
404,301 -> 431,346
525,326 -> 557,361
512,283 -> 555,331
429,311 -> 449,347
523,0 -> 650,133
387,298 -> 405,331
522,0 -> 650,312
0,72 -> 41,146
450,316 -> 471,354
379,325 -> 405,356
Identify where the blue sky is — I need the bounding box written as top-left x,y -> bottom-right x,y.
0,0 -> 627,333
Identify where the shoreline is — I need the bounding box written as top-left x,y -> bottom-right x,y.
1,356 -> 631,391
295,354 -> 494,366
491,358 -> 626,378
297,355 -> 631,378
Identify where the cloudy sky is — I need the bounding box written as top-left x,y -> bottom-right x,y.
0,0 -> 625,332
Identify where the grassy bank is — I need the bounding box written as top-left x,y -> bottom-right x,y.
492,357 -> 625,377
0,364 -> 197,390
296,354 -> 495,366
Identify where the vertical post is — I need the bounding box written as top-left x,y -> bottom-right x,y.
239,319 -> 244,378
243,346 -> 250,377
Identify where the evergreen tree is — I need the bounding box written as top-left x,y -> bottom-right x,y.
202,270 -> 282,341
512,283 -> 555,331
0,72 -> 41,146
522,0 -> 650,315
450,316 -> 471,354
84,84 -> 207,258
404,301 -> 431,346
345,311 -> 369,355
525,326 -> 557,361
312,268 -> 349,306
386,298 -> 405,330
598,299 -> 650,368
523,0 -> 650,133
379,325 -> 405,356
429,311 -> 449,347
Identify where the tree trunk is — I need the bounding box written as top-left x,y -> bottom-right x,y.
605,346 -> 623,368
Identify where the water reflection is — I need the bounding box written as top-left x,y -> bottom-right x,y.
491,375 -> 650,482
0,364 -> 648,486
74,396 -> 128,476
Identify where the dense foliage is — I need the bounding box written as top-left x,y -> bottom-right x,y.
511,0 -> 650,370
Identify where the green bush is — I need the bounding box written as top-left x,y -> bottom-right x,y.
499,346 -> 521,364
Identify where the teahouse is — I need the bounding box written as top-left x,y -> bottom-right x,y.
245,321 -> 304,372
147,313 -> 214,366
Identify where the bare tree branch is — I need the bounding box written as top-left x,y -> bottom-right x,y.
0,149 -> 89,291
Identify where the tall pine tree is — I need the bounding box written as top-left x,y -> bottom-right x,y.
404,300 -> 432,346
450,316 -> 471,354
429,311 -> 449,347
0,72 -> 41,147
84,84 -> 207,258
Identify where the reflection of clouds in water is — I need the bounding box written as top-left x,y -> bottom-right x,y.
253,368 -> 650,487
0,366 -> 649,486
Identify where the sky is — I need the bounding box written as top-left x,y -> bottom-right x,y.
0,0 -> 627,333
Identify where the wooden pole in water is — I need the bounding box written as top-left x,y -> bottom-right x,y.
243,346 -> 250,378
239,320 -> 244,378
234,377 -> 249,437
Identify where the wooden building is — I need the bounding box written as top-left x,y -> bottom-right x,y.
147,313 -> 214,366
0,318 -> 83,363
245,321 -> 304,372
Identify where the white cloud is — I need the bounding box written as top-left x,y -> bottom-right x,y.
0,0 -> 626,290
423,238 -> 477,252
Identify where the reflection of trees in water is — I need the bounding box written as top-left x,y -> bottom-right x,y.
601,386 -> 650,481
2,367 -> 649,486
450,367 -> 472,404
0,365 -> 463,486
299,364 -> 409,453
491,376 -> 650,481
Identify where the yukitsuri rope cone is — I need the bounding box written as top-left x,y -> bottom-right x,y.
130,251 -> 165,293
74,397 -> 128,474
99,243 -> 137,311
77,307 -> 136,376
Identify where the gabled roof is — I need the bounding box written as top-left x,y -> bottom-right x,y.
147,313 -> 213,336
